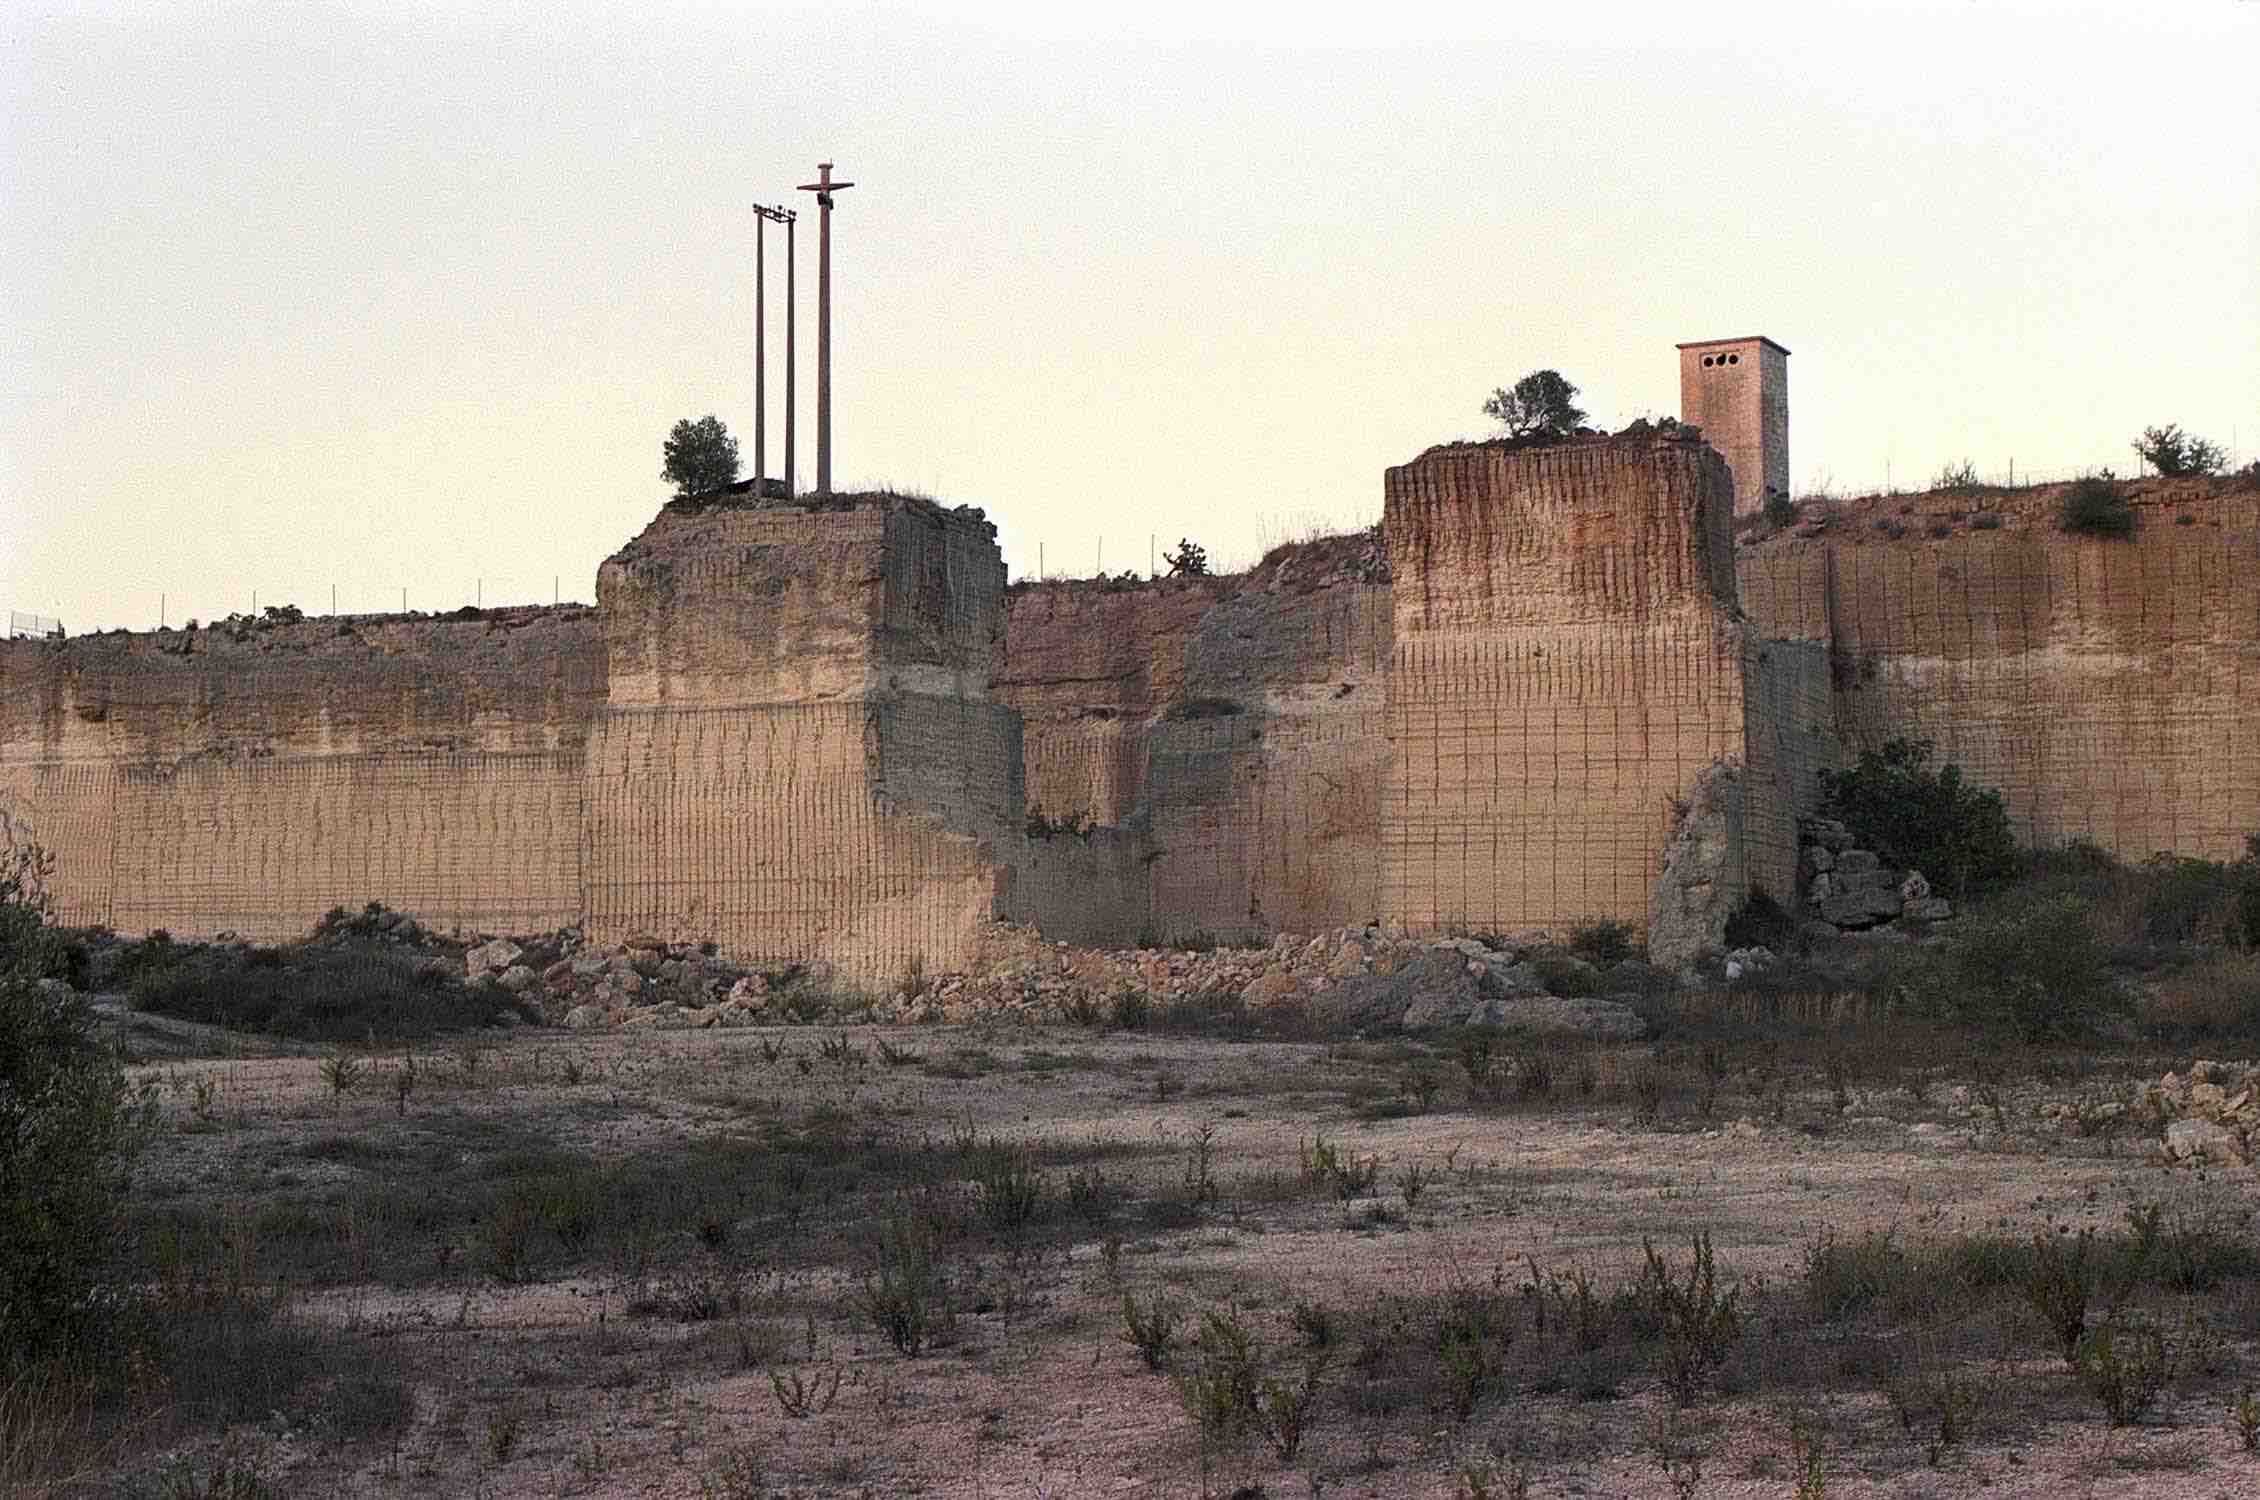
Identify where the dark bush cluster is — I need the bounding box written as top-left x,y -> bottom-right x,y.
124,938 -> 517,1042
2,845 -> 152,1368
1818,738 -> 2022,901
2059,477 -> 2135,538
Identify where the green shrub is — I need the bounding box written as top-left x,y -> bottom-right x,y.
2,844 -> 152,1369
859,1206 -> 950,1357
1638,1232 -> 1743,1404
1762,494 -> 1797,530
1818,738 -> 2022,901
1122,1289 -> 1182,1371
2059,477 -> 2135,539
1177,1305 -> 1261,1442
2077,1315 -> 2176,1424
1914,894 -> 2130,1041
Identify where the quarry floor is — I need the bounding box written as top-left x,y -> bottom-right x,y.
108,1015 -> 2260,1500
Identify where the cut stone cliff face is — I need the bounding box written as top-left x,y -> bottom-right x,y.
21,452 -> 2244,976
1380,433 -> 1771,936
1741,479 -> 2260,864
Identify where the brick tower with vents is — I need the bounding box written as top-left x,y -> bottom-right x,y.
1677,336 -> 1789,518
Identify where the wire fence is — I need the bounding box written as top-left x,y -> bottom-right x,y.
1802,448 -> 2255,502
6,610 -> 61,639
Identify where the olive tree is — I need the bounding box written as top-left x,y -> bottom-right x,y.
662,414 -> 742,498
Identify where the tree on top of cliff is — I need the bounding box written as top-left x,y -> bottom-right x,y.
662,415 -> 742,498
1163,539 -> 1210,577
1482,370 -> 1586,442
2134,424 -> 2225,477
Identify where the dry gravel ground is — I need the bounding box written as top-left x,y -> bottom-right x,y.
82,1017 -> 2260,1500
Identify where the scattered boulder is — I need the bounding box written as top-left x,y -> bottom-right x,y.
2165,1117 -> 2246,1167
465,938 -> 523,980
1319,948 -> 1480,1032
1468,994 -> 1646,1041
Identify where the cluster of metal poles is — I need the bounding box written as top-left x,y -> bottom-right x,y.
752,161 -> 855,499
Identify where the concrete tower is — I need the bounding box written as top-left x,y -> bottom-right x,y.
1677,336 -> 1789,518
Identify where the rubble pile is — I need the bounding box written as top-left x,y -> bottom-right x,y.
467,920 -> 1660,1039
2145,1062 -> 2260,1167
1801,817 -> 1955,933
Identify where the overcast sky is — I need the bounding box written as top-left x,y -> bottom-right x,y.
4,0 -> 2255,631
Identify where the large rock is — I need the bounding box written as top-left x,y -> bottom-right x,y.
2165,1117 -> 2247,1167
496,964 -> 538,994
1818,878 -> 1904,929
465,938 -> 524,979
563,1003 -> 607,1030
1469,995 -> 1647,1042
1240,969 -> 1300,1007
1648,761 -> 1743,971
1314,948 -> 1481,1032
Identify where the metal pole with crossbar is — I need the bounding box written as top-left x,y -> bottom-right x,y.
795,162 -> 854,496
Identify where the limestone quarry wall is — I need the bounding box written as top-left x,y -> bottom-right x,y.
1740,482 -> 2260,863
0,497 -> 1019,983
586,498 -> 1016,979
46,455 -> 2256,976
0,609 -> 605,935
996,537 -> 1392,943
1381,435 -> 1767,933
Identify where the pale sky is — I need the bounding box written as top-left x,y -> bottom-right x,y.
4,0 -> 2255,632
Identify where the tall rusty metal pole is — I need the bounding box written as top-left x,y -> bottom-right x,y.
754,208 -> 766,494
796,162 -> 854,495
784,211 -> 796,498
753,204 -> 795,498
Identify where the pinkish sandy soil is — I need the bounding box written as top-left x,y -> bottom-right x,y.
92,1018 -> 2260,1500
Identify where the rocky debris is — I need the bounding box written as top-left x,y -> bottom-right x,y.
1722,947 -> 1775,982
464,938 -> 524,980
1798,817 -> 1952,936
2142,1062 -> 2260,1167
505,915 -> 1662,1037
305,900 -> 443,951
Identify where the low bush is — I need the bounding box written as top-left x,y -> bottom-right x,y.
859,1205 -> 951,1357
1910,892 -> 2130,1040
1638,1232 -> 1743,1404
125,940 -> 515,1041
2059,477 -> 2135,539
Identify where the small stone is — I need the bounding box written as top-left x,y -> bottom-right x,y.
1805,845 -> 1837,872
1837,849 -> 1881,875
1900,871 -> 1932,901
496,964 -> 537,994
563,1004 -> 606,1030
